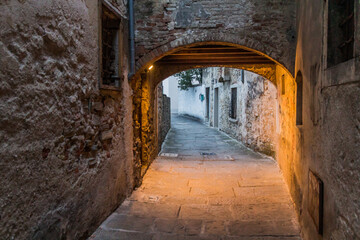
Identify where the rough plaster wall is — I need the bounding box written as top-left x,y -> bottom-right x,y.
243,76 -> 277,156
141,76 -> 157,175
131,73 -> 159,178
162,76 -> 179,113
130,74 -> 143,184
294,1 -> 360,239
178,84 -> 206,121
274,65 -> 299,214
162,94 -> 171,143
321,85 -> 360,240
201,68 -> 277,156
0,1 -> 134,239
134,0 -> 296,74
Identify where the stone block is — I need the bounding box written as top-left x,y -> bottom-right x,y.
228,220 -> 275,236
89,228 -> 154,240
173,219 -> 203,236
101,130 -> 113,141
105,214 -> 154,232
87,157 -> 97,168
230,203 -> 296,221
203,220 -> 227,235
117,201 -> 180,219
154,218 -> 178,233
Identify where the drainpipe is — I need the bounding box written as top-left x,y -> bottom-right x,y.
128,0 -> 135,79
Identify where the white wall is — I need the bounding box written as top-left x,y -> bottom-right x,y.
163,74 -> 206,121
162,76 -> 179,113
178,85 -> 206,121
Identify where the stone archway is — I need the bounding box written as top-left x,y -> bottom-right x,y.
134,0 -> 296,74
133,40 -> 294,82
130,41 -> 298,192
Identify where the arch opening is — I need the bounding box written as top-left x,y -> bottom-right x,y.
132,42 -> 294,86
158,67 -> 278,157
130,42 -> 297,198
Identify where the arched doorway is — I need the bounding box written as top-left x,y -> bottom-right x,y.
129,42 -> 298,188
160,67 -> 278,157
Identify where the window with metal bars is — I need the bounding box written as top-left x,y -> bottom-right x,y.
101,4 -> 121,87
327,0 -> 354,67
230,87 -> 237,119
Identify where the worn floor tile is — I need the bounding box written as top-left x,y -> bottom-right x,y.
89,115 -> 301,240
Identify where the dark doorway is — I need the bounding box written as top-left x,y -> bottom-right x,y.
214,87 -> 219,128
205,87 -> 210,120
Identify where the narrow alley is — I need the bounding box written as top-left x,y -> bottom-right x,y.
2,1 -> 359,239
90,115 -> 300,239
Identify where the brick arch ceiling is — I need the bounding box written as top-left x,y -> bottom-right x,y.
134,39 -> 294,81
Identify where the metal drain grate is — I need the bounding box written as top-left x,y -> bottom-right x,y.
200,152 -> 216,156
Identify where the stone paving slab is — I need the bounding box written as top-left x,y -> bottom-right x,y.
89,115 -> 301,240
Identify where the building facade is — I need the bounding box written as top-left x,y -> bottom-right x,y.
0,0 -> 359,239
203,68 -> 277,156
173,68 -> 277,156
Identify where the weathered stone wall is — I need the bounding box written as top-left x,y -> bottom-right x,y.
157,83 -> 171,149
274,65 -> 299,220
293,0 -> 360,239
125,0 -> 360,239
131,73 -> 159,178
0,1 -> 135,239
201,68 -> 277,156
133,0 -> 296,75
1,1 -> 358,240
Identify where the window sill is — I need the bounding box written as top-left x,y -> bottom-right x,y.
324,56 -> 359,88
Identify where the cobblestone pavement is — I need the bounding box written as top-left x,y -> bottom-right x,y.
89,114 -> 301,240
